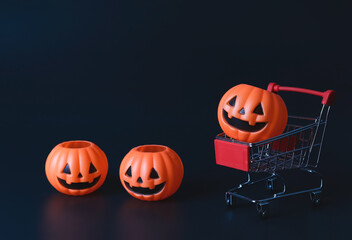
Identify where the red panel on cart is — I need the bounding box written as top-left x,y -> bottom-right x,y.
214,139 -> 249,172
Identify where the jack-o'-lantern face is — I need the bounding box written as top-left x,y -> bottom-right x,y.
123,165 -> 165,195
57,161 -> 100,190
218,84 -> 288,143
45,141 -> 109,196
120,145 -> 183,201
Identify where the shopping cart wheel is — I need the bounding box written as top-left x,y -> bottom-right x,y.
225,192 -> 234,207
310,191 -> 322,207
266,178 -> 278,194
256,202 -> 269,218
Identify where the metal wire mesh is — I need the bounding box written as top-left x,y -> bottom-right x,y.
218,105 -> 330,173
249,123 -> 318,172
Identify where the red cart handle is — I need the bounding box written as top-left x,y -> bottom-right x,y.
267,82 -> 336,106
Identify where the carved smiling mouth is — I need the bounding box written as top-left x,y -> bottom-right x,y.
124,181 -> 165,195
57,176 -> 101,190
222,109 -> 267,132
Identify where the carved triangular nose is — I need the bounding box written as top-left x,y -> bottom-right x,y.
78,173 -> 83,178
240,108 -> 245,115
137,177 -> 143,183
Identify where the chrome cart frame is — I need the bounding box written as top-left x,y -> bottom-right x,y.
215,83 -> 336,218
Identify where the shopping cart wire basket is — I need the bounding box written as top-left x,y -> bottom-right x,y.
214,83 -> 336,218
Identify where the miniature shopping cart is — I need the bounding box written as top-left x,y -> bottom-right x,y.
214,83 -> 336,218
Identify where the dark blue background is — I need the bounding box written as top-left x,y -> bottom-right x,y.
1,0 -> 351,239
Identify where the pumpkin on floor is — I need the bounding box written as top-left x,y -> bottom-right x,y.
45,140 -> 108,196
120,145 -> 183,201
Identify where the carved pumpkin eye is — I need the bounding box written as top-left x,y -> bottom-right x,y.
253,103 -> 264,115
62,163 -> 71,174
125,166 -> 132,177
89,163 -> 97,173
150,168 -> 159,179
228,96 -> 237,107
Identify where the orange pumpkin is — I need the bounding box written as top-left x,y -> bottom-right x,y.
45,140 -> 108,196
218,84 -> 288,143
119,145 -> 184,201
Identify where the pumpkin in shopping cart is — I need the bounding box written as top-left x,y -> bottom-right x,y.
218,84 -> 288,143
119,145 -> 184,201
